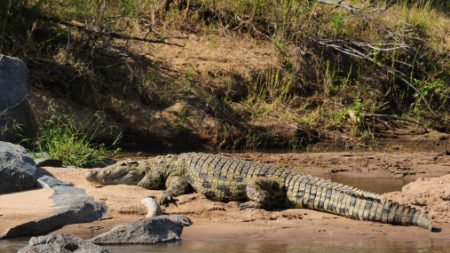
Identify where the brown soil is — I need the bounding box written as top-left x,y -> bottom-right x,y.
384,174 -> 450,224
224,150 -> 450,180
1,151 -> 449,242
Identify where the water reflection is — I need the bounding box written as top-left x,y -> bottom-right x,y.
329,176 -> 411,194
2,238 -> 449,253
105,240 -> 450,253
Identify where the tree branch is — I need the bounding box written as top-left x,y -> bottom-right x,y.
310,37 -> 437,116
35,13 -> 188,47
317,0 -> 360,14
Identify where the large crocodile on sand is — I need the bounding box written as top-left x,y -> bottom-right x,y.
86,153 -> 438,231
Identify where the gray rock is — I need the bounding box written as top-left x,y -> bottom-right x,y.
18,233 -> 109,253
0,142 -> 107,238
0,141 -> 41,194
1,184 -> 107,238
0,141 -> 41,176
0,166 -> 39,194
91,215 -> 192,245
0,55 -> 37,141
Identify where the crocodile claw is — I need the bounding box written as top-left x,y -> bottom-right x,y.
159,194 -> 178,207
238,201 -> 263,210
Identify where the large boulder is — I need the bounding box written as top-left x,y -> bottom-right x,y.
91,215 -> 192,245
0,55 -> 37,142
0,141 -> 41,194
18,233 -> 109,253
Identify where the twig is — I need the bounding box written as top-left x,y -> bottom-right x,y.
0,95 -> 28,117
362,113 -> 427,132
317,0 -> 360,14
36,13 -> 188,47
310,36 -> 437,116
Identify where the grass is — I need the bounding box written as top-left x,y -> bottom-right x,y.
33,103 -> 121,167
1,0 -> 448,150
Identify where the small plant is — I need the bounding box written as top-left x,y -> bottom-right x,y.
33,102 -> 121,167
330,12 -> 344,35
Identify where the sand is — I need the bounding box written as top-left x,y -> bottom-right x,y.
0,188 -> 54,235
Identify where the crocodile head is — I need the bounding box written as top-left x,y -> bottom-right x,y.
86,155 -> 180,189
86,159 -> 146,185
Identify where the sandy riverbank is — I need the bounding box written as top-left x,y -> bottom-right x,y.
1,151 -> 449,243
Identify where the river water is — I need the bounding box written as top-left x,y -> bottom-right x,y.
2,238 -> 450,253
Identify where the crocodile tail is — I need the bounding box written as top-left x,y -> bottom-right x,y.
289,176 -> 436,231
374,199 -> 435,231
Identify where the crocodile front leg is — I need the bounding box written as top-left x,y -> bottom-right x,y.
240,178 -> 288,210
159,175 -> 192,206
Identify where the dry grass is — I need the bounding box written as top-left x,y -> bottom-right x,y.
1,0 -> 448,150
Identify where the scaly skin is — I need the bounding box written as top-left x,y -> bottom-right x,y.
87,153 -> 438,231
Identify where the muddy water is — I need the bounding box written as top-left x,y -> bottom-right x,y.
330,175 -> 410,193
3,238 -> 449,253
107,240 -> 450,253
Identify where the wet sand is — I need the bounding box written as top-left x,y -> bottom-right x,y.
1,151 -> 449,243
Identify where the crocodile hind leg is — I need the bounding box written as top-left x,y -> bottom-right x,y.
240,178 -> 287,210
159,175 -> 192,206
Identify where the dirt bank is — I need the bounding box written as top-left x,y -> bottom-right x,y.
1,151 -> 449,243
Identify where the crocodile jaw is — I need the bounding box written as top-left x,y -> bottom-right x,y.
86,161 -> 146,185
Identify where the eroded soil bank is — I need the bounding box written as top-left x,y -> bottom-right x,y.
0,151 -> 449,248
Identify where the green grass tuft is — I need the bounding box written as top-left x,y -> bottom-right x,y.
33,103 -> 121,168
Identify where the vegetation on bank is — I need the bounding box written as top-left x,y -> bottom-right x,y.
32,103 -> 120,167
0,0 -> 448,152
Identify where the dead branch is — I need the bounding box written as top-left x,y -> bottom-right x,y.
0,95 -> 28,117
310,37 -> 437,116
362,113 -> 428,132
36,13 -> 188,47
317,0 -> 360,14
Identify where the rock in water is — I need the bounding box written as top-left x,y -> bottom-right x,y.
18,233 -> 109,253
91,215 -> 192,245
0,55 -> 37,141
0,141 -> 41,194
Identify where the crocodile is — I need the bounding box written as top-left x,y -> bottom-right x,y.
86,153 -> 438,231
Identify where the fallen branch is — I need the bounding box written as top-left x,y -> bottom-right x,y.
317,0 -> 360,14
362,113 -> 428,133
310,37 -> 437,116
36,13 -> 188,47
0,95 -> 28,117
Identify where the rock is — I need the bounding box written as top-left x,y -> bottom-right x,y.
0,166 -> 39,194
141,197 -> 165,218
0,141 -> 41,194
0,143 -> 107,239
1,179 -> 107,238
91,215 -> 192,245
18,233 -> 109,253
0,55 -> 37,141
